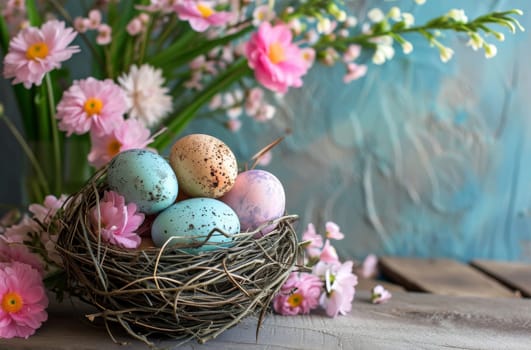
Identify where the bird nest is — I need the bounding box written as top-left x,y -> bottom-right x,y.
55,171 -> 299,346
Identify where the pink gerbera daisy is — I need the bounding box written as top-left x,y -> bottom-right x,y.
0,262 -> 48,339
87,118 -> 155,168
244,22 -> 309,93
174,1 -> 234,32
3,20 -> 79,88
56,77 -> 127,136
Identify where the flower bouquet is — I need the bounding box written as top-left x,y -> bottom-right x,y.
0,0 -> 524,345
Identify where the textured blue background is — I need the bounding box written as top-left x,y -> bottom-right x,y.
187,0 -> 531,262
1,1 -> 530,262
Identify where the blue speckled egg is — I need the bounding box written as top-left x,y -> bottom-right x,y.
107,149 -> 178,215
151,198 -> 240,253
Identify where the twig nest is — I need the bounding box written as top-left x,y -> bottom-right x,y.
55,170 -> 299,346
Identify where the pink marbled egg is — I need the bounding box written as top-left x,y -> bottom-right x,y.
220,169 -> 285,237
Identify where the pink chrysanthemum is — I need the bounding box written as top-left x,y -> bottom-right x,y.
0,262 -> 48,339
174,1 -> 234,32
273,272 -> 322,316
90,191 -> 145,249
56,77 -> 127,136
87,118 -> 155,168
3,20 -> 79,88
245,22 -> 309,93
28,194 -> 68,225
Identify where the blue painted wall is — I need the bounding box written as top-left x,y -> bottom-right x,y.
2,1 -> 530,262
188,0 -> 531,262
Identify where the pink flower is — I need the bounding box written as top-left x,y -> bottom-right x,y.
73,17 -> 90,33
87,9 -> 102,30
2,216 -> 40,244
96,24 -> 112,45
0,262 -> 48,339
127,18 -> 144,36
28,194 -> 68,224
300,47 -> 316,69
87,118 -> 155,168
325,221 -> 344,240
319,261 -> 358,317
371,285 -> 392,304
245,22 -> 309,93
90,191 -> 145,249
360,253 -> 378,279
226,118 -> 242,132
56,77 -> 127,136
319,239 -> 339,264
273,272 -> 323,315
301,223 -> 323,258
3,20 -> 79,88
174,1 -> 234,32
343,63 -> 367,83
244,87 -> 264,116
0,242 -> 44,275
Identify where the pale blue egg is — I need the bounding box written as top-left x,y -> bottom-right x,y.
107,149 -> 178,214
151,198 -> 240,253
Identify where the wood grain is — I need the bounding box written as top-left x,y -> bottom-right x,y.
379,256 -> 517,298
4,291 -> 531,350
471,259 -> 531,297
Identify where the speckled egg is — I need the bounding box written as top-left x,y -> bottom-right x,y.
169,134 -> 238,198
220,169 -> 285,237
107,149 -> 178,215
151,198 -> 240,253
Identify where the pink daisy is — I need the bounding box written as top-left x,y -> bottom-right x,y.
56,77 -> 127,136
318,261 -> 358,317
245,22 -> 309,93
3,20 -> 79,88
0,241 -> 44,275
87,118 -> 155,168
273,272 -> 323,316
0,262 -> 48,339
174,1 -> 234,32
90,191 -> 145,249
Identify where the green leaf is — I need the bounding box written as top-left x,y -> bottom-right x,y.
25,0 -> 42,27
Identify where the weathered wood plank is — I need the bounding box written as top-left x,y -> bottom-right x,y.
4,291 -> 531,350
471,259 -> 531,297
356,277 -> 405,292
379,256 -> 517,298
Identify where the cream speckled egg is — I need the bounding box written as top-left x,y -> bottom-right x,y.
169,134 -> 238,198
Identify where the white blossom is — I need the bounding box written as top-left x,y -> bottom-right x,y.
447,9 -> 468,23
367,8 -> 385,23
484,43 -> 498,58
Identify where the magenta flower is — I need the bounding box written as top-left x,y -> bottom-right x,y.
3,20 -> 79,88
245,22 -> 309,93
319,261 -> 358,317
273,272 -> 323,316
371,285 -> 392,304
56,77 -> 127,136
0,262 -> 48,339
87,118 -> 155,168
174,1 -> 234,32
90,191 -> 145,249
301,223 -> 323,258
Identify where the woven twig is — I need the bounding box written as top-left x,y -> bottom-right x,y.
55,169 -> 298,346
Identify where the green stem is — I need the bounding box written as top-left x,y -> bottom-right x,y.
152,58 -> 252,150
45,74 -> 62,195
0,108 -> 50,197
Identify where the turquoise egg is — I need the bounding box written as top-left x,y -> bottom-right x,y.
151,198 -> 240,253
107,149 -> 178,215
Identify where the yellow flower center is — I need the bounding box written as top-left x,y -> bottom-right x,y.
287,293 -> 303,308
268,42 -> 286,64
197,4 -> 214,18
1,291 -> 24,314
107,139 -> 122,158
84,97 -> 104,117
26,42 -> 49,60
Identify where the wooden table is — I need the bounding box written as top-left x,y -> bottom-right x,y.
4,258 -> 531,349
